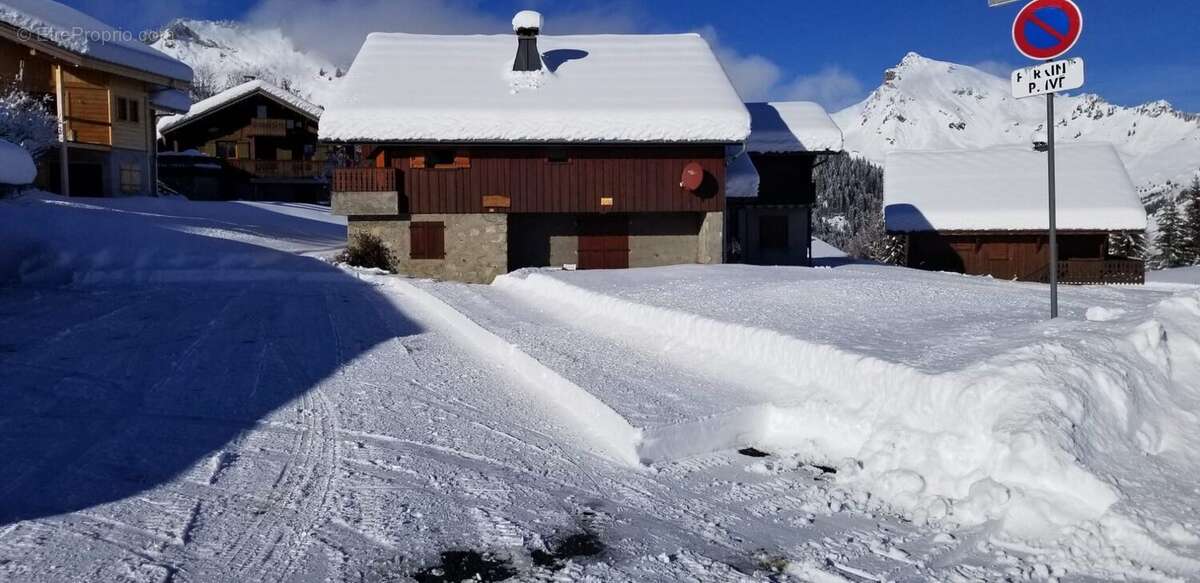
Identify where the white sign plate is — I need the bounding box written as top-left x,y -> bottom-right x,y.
1011,58 -> 1084,99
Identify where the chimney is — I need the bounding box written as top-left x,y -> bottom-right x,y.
511,10 -> 543,72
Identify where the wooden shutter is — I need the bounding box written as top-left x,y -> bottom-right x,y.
410,222 -> 445,260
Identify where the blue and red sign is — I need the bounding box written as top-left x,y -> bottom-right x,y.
1012,0 -> 1083,61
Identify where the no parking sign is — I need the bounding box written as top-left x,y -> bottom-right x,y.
1012,0 -> 1083,60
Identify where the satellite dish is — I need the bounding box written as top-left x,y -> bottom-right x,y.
680,162 -> 705,192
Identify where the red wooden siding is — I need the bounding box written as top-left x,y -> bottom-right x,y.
379,146 -> 725,214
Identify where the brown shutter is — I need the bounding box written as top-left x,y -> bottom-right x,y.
410,221 -> 445,260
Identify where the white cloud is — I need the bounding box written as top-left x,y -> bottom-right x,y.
697,26 -> 865,110
781,66 -> 865,111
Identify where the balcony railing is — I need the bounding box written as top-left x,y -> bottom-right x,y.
225,159 -> 326,179
333,168 -> 397,192
1031,259 -> 1145,285
247,118 -> 288,137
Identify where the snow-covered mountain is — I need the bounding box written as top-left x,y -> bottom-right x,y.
835,53 -> 1200,204
148,19 -> 343,107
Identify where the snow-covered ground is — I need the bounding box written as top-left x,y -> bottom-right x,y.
3,194 -> 1200,582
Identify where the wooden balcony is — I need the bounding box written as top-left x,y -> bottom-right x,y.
333,167 -> 397,192
1031,259 -> 1145,285
225,159 -> 326,179
247,118 -> 288,137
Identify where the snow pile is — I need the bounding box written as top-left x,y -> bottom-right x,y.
835,52 -> 1200,202
320,32 -> 749,143
746,101 -> 844,153
0,193 -> 346,285
0,138 -> 36,185
885,143 -> 1148,232
159,79 -> 322,135
493,265 -> 1200,573
511,10 -> 543,31
725,151 -> 760,198
0,0 -> 191,82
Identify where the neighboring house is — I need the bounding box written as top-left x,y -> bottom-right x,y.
726,101 -> 844,265
0,0 -> 191,196
885,144 -> 1148,284
158,80 -> 328,201
320,11 -> 749,283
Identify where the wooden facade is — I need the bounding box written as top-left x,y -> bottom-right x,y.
901,231 -> 1145,284
726,152 -> 820,266
352,145 -> 726,215
160,90 -> 328,201
0,25 -> 190,196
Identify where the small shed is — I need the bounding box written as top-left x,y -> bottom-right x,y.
884,143 -> 1148,284
726,101 -> 844,265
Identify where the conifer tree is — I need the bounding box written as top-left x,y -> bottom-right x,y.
1155,196 -> 1188,269
1181,174 -> 1200,264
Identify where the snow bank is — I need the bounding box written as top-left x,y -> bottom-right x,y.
494,268 -> 1200,569
0,193 -> 346,285
0,139 -> 36,185
885,143 -> 1148,232
0,0 -> 191,82
320,32 -> 749,143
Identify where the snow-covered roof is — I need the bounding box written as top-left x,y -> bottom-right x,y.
0,139 -> 36,185
726,151 -> 760,198
745,102 -> 843,153
149,88 -> 191,114
158,80 -> 323,135
320,32 -> 749,143
0,0 -> 191,83
884,143 -> 1148,232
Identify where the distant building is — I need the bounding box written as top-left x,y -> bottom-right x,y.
726,102 -> 844,265
884,144 -> 1148,284
321,11 -> 748,283
0,0 -> 192,196
158,80 -> 327,201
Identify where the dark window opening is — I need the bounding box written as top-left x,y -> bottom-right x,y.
257,105 -> 269,119
129,100 -> 139,123
547,149 -> 569,164
429,150 -> 456,167
410,221 -> 446,260
759,215 -> 789,250
116,97 -> 129,121
215,141 -> 238,159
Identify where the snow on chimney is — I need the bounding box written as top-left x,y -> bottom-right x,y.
512,10 -> 543,72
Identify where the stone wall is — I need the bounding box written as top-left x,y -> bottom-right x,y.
629,213 -> 706,267
348,213 -> 508,284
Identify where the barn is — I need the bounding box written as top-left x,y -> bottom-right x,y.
726,101 -> 844,265
320,11 -> 749,283
884,143 -> 1148,284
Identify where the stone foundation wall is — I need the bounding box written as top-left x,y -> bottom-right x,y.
348,213 -> 507,284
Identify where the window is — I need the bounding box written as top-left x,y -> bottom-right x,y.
257,105 -> 269,119
115,97 -> 140,124
759,215 -> 789,250
119,164 -> 142,193
276,148 -> 293,161
129,100 -> 139,123
547,149 -> 570,164
412,151 -> 469,169
410,222 -> 445,260
429,150 -> 456,167
116,97 -> 129,121
215,141 -> 238,159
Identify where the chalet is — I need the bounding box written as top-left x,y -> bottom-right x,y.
726,101 -> 844,265
884,143 -> 1148,284
158,80 -> 328,201
320,11 -> 749,283
0,0 -> 191,196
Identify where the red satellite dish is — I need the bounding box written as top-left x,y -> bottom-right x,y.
680,162 -> 705,192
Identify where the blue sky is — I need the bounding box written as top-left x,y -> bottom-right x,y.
68,0 -> 1200,112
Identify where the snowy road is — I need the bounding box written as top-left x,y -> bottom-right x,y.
2,195 -> 1199,582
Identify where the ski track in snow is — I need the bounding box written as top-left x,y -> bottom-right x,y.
3,196 -> 1200,582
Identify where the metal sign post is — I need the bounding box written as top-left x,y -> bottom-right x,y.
1008,0 -> 1084,319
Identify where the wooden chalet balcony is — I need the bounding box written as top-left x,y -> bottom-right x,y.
332,167 -> 397,192
225,159 -> 326,179
247,118 -> 288,137
1031,259 -> 1145,285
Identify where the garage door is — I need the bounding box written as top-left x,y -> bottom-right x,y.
577,215 -> 629,270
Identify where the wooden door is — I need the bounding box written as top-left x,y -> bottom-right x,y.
577,215 -> 629,270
